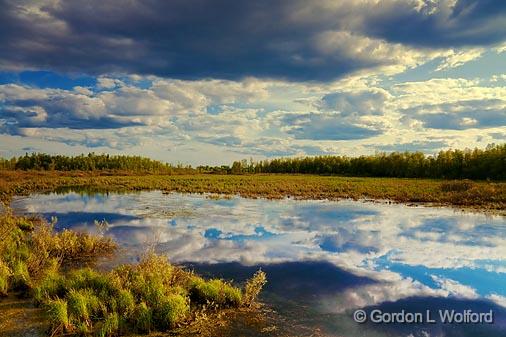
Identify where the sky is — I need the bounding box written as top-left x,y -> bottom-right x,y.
0,0 -> 505,165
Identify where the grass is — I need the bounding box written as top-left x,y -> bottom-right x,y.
0,171 -> 505,212
0,213 -> 267,336
35,254 -> 263,336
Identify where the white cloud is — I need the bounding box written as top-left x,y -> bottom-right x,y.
435,48 -> 484,71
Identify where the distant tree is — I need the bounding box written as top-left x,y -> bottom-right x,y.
231,161 -> 243,174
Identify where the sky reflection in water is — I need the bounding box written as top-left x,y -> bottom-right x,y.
11,191 -> 506,337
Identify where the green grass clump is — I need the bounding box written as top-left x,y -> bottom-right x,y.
0,260 -> 11,296
132,302 -> 152,333
67,268 -> 123,303
190,277 -> 242,307
116,289 -> 135,317
33,270 -> 65,303
98,312 -> 120,337
153,294 -> 189,330
67,288 -> 101,323
11,259 -> 31,291
31,257 -> 61,301
46,298 -> 72,332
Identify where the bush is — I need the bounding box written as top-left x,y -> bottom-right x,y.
33,268 -> 65,303
67,288 -> 101,323
116,289 -> 135,318
1,213 -> 267,336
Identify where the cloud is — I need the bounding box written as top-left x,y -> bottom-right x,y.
277,112 -> 383,140
431,275 -> 479,299
0,78 -> 268,134
358,0 -> 506,48
318,89 -> 389,116
403,99 -> 506,130
371,140 -> 450,153
1,0 -> 505,81
1,72 -> 504,160
435,48 -> 484,71
0,84 -> 140,134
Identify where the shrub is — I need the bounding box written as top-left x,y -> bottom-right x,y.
0,213 -> 267,336
116,289 -> 135,318
67,268 -> 120,299
33,268 -> 65,303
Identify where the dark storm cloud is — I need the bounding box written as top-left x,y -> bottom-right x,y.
362,0 -> 506,47
0,0 -> 505,81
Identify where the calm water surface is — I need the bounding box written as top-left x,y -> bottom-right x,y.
11,190 -> 506,337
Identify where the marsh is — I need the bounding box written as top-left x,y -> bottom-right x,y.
12,190 -> 506,337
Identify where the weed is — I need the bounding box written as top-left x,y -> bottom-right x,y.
243,269 -> 267,307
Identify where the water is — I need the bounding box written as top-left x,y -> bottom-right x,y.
11,190 -> 506,337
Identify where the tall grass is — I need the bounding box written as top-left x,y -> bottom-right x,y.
0,212 -> 117,315
0,214 -> 267,336
37,253 -> 265,336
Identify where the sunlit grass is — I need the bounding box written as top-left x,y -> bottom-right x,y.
0,214 -> 267,336
1,171 -> 504,211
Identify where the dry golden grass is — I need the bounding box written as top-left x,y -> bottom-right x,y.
0,171 -> 505,212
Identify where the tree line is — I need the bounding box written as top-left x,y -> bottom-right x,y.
227,144 -> 506,180
0,153 -> 193,174
1,144 -> 504,179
